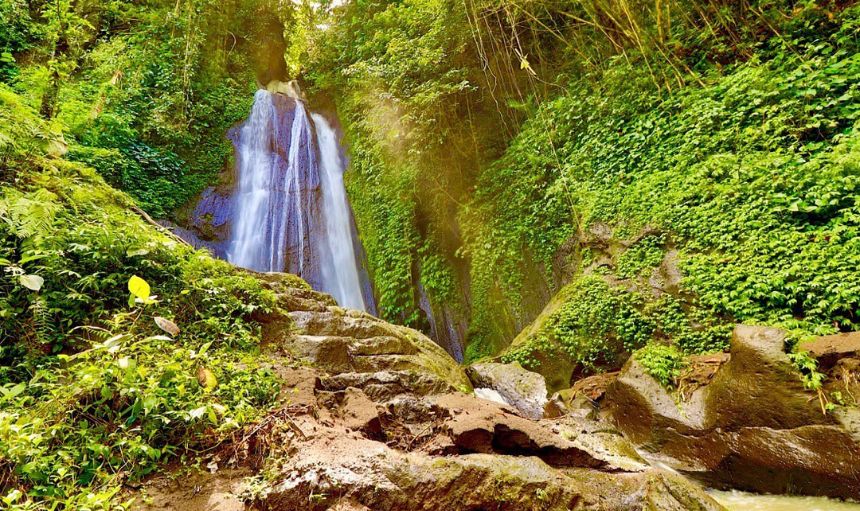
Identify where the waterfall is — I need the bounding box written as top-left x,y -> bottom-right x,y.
225,89 -> 374,313
312,113 -> 367,311
226,89 -> 279,271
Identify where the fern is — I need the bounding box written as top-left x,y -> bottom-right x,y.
0,189 -> 61,241
27,295 -> 53,348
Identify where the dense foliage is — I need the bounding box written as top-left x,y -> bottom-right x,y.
473,8 -> 860,370
0,0 -> 286,217
3,0 -> 860,504
1,87 -> 283,510
288,0 -> 860,370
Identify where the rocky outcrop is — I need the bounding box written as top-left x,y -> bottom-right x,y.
132,272 -> 725,511
466,362 -> 548,419
267,79 -> 305,100
254,273 -> 471,396
545,372 -> 617,418
604,325 -> 860,499
430,393 -> 648,471
499,290 -> 579,393
498,228 -> 683,393
257,443 -> 720,511
136,368 -> 721,511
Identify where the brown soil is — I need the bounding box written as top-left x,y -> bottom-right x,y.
133,469 -> 250,511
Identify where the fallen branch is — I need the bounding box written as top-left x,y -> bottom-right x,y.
130,204 -> 193,247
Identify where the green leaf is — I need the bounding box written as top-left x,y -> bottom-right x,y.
2,489 -> 23,505
18,253 -> 49,265
196,341 -> 212,358
141,335 -> 173,343
0,382 -> 26,404
102,334 -> 128,354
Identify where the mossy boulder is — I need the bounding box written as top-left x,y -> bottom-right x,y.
604,325 -> 860,499
254,274 -> 472,395
497,289 -> 581,392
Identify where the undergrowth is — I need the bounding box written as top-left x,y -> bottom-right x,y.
0,88 -> 283,510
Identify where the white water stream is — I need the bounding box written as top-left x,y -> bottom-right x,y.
226,89 -> 369,311
312,112 -> 367,311
710,490 -> 860,510
227,89 -> 284,272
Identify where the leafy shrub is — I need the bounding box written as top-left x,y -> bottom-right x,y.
472,7 -> 860,359
635,343 -> 688,388
0,96 -> 285,509
502,277 -> 654,372
617,234 -> 667,279
67,140 -> 196,218
646,295 -> 731,354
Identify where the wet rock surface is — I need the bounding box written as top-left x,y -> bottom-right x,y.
800,331 -> 860,372
132,273 -> 724,511
466,362 -> 548,419
136,370 -> 721,511
604,325 -> 860,499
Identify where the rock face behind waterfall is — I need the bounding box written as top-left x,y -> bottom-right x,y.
227,92 -> 323,283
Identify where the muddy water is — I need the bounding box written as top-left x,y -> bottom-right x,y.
710,490 -> 860,510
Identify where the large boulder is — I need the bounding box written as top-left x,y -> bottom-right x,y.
258,447 -> 723,511
248,387 -> 722,511
498,292 -> 580,393
466,362 -> 548,419
604,325 -> 860,499
255,273 -> 472,396
704,325 -> 831,430
430,393 -> 648,472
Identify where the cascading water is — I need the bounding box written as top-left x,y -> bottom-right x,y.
312,113 -> 367,311
227,89 -> 316,274
224,88 -> 375,313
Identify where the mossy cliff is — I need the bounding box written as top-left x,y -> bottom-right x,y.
288,1 -> 860,372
